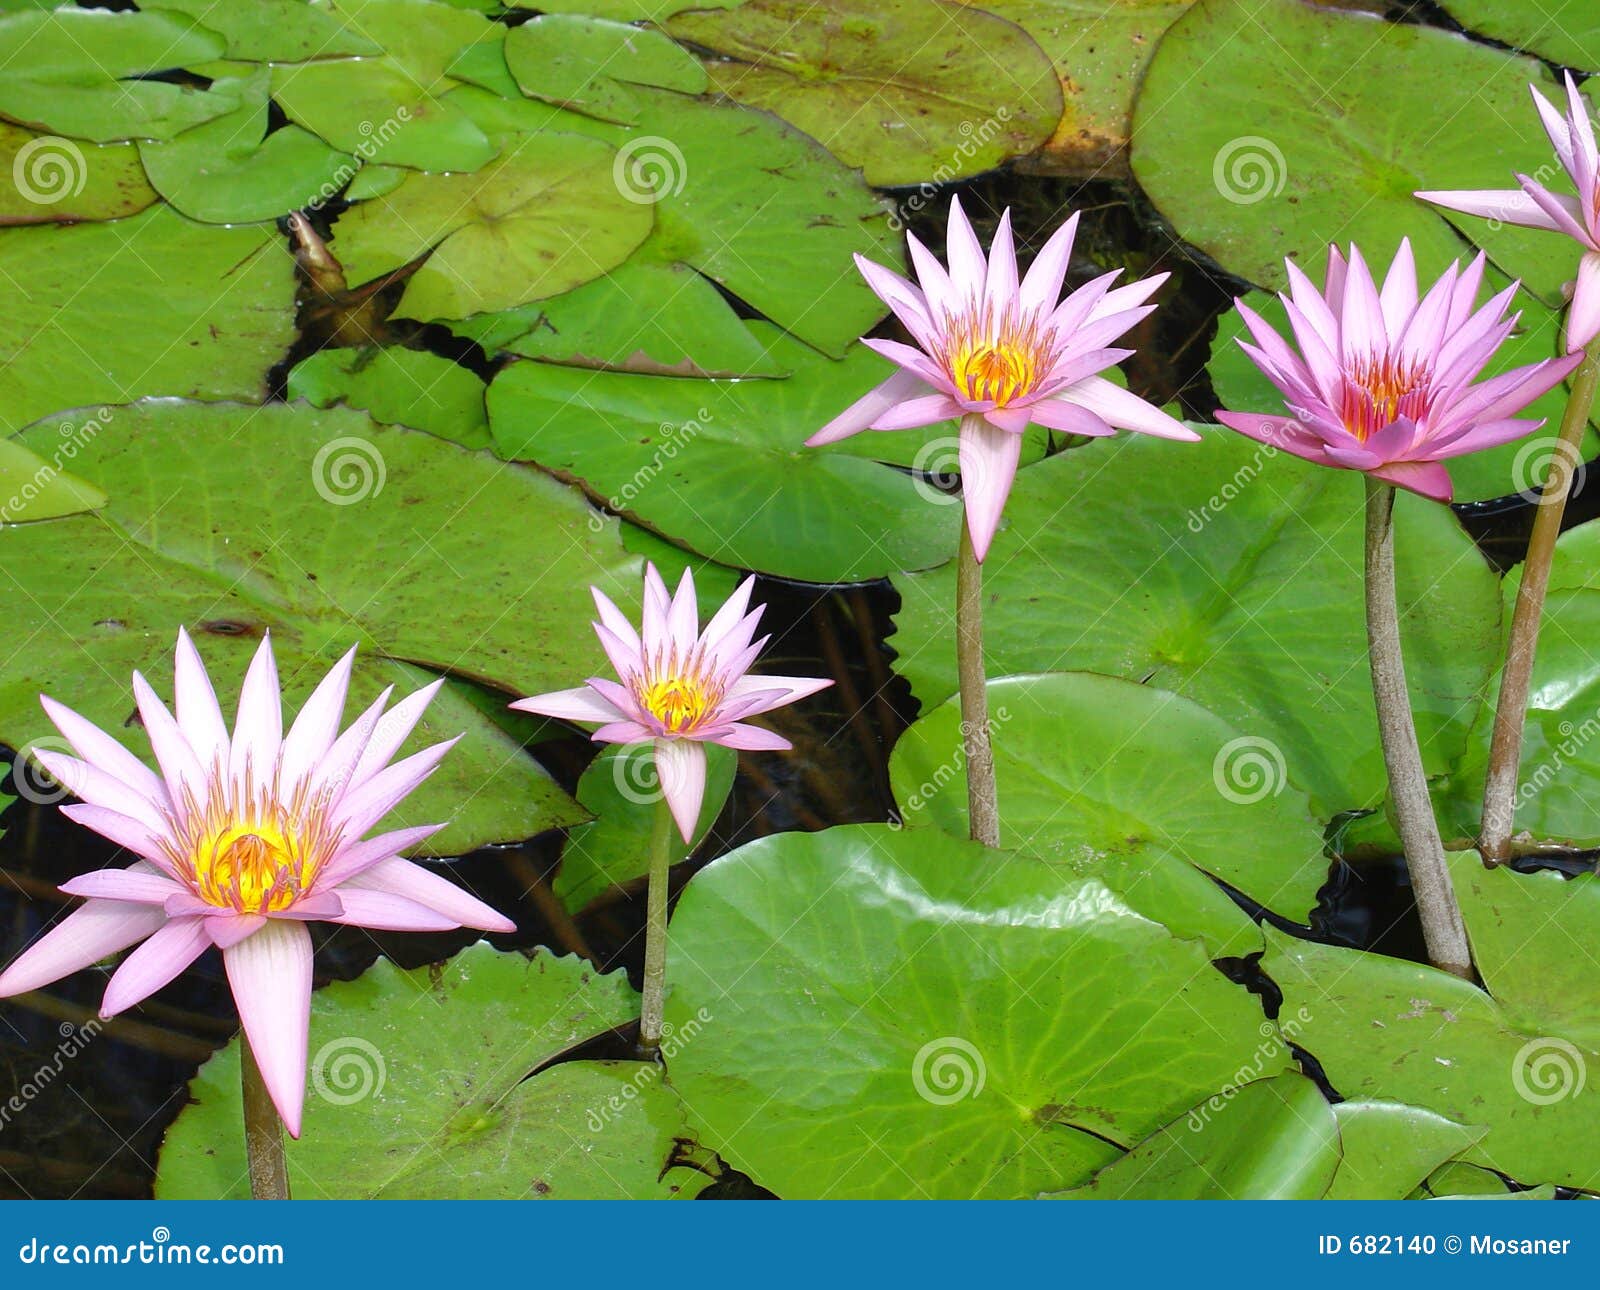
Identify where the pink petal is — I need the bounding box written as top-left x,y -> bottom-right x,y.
315,823 -> 446,888
654,737 -> 706,844
906,231 -> 953,310
666,566 -> 700,655
229,635 -> 282,784
1018,211 -> 1078,315
1515,175 -> 1595,248
697,576 -> 756,658
945,195 -> 987,301
592,587 -> 643,667
132,671 -> 206,822
723,673 -> 832,711
1063,376 -> 1198,441
958,418 -> 1025,563
871,394 -> 965,431
706,723 -> 792,752
593,719 -> 654,744
855,254 -> 936,347
270,892 -> 345,920
321,887 -> 458,932
641,563 -> 672,651
1415,187 -> 1555,230
0,896 -> 167,998
1429,417 -> 1544,460
333,737 -> 458,842
344,857 -> 516,933
279,647 -> 356,797
173,627 -> 230,774
59,803 -> 174,871
1378,237 -> 1418,338
1368,459 -> 1453,502
316,684 -> 392,804
100,916 -> 210,1017
349,676 -> 443,789
807,369 -> 931,446
39,695 -> 163,802
1024,397 -> 1115,437
1215,412 -> 1335,464
984,209 -> 1019,311
32,749 -> 167,834
1338,244 -> 1387,358
207,914 -> 265,949
1569,251 -> 1600,352
60,866 -> 185,905
223,919 -> 312,1138
509,685 -> 624,724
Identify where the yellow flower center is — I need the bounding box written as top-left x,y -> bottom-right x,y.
938,305 -> 1051,408
637,672 -> 718,735
1340,354 -> 1431,442
951,342 -> 1037,407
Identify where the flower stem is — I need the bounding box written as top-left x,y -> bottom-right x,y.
956,511 -> 1000,848
1364,477 -> 1472,979
241,1038 -> 290,1200
636,791 -> 676,1060
1480,336 -> 1600,863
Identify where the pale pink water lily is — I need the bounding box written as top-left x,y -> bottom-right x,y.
511,566 -> 830,843
0,630 -> 513,1137
1417,72 -> 1600,352
805,196 -> 1199,560
1215,240 -> 1582,501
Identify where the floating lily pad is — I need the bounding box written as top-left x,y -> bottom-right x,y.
1264,929 -> 1600,1191
617,523 -> 742,606
1047,1075 -> 1339,1199
1133,0 -> 1571,303
891,433 -> 1501,816
664,824 -> 1287,1198
534,0 -> 739,17
158,945 -> 709,1198
0,206 -> 295,435
329,131 -> 652,321
668,0 -> 1060,186
487,325 -> 962,583
2,400 -> 652,851
0,9 -> 238,142
1416,1161 -> 1515,1197
139,67 -> 353,224
555,742 -> 738,915
141,0 -> 381,60
0,125 -> 156,224
972,0 -> 1196,176
272,0 -> 498,173
505,14 -> 706,125
0,439 -> 107,524
1326,1101 -> 1485,1201
1439,0 -> 1600,69
288,346 -> 490,450
890,672 -> 1325,926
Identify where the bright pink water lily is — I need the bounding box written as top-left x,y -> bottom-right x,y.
0,630 -> 513,1136
511,566 -> 830,843
805,196 -> 1198,560
1215,241 -> 1582,501
1418,73 -> 1600,352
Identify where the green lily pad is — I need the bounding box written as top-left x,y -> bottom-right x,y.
1210,283 -> 1599,505
1439,1 -> 1600,70
141,0 -> 381,60
487,325 -> 962,583
889,672 -> 1325,927
505,15 -> 706,125
449,84 -> 902,358
1327,1101 -> 1486,1201
0,439 -> 107,524
1416,1161 -> 1515,1197
973,0 -> 1196,176
2,400 -> 655,851
1047,1075 -> 1339,1199
0,126 -> 156,224
891,432 -> 1501,817
617,523 -> 742,606
329,131 -> 652,321
1132,0 -> 1572,303
288,346 -> 490,450
271,0 -> 498,173
0,206 -> 295,436
555,742 -> 738,915
667,0 -> 1060,186
664,823 -> 1288,1198
0,9 -> 238,143
139,67 -> 353,225
1264,928 -> 1600,1191
158,945 -> 709,1198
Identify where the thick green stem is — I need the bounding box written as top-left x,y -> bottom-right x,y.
956,513 -> 1000,848
1364,478 -> 1472,979
1481,336 -> 1600,862
636,791 -> 676,1059
242,1038 -> 290,1200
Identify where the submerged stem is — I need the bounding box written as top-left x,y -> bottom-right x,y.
1480,336 -> 1600,862
1364,477 -> 1472,979
636,790 -> 676,1060
241,1038 -> 290,1200
956,512 -> 1001,848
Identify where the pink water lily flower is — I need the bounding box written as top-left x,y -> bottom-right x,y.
0,630 -> 513,1137
805,196 -> 1198,560
511,566 -> 830,843
1215,241 -> 1583,501
1417,72 -> 1600,352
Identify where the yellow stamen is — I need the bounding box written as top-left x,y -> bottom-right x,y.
638,671 -> 717,735
1340,353 -> 1431,442
938,305 -> 1052,408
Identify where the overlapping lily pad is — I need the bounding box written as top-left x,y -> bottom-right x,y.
889,672 -> 1326,927
1326,1101 -> 1485,1201
1439,0 -> 1600,69
891,433 -> 1501,816
506,15 -> 707,124
143,0 -> 381,60
664,824 -> 1286,1198
288,346 -> 491,450
1133,0 -> 1572,302
487,325 -> 964,583
667,0 -> 1061,186
0,206 -> 295,435
0,126 -> 156,224
158,945 -> 710,1199
0,440 -> 107,524
2,400 -> 651,851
